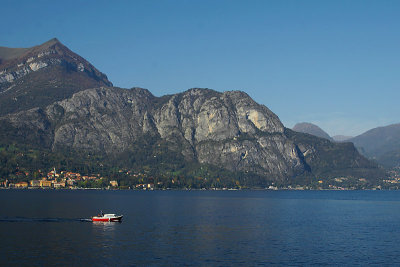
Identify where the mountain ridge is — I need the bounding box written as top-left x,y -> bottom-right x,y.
0,39 -> 387,187
349,123 -> 400,167
0,38 -> 61,64
1,85 -> 385,184
0,38 -> 112,116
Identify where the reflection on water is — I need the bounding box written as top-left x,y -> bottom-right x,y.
91,221 -> 120,233
91,221 -> 121,250
91,221 -> 121,226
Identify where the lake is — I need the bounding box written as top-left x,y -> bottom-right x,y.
1,189 -> 400,266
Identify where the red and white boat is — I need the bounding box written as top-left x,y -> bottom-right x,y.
92,213 -> 123,222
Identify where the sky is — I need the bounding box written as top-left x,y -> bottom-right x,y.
1,0 -> 399,137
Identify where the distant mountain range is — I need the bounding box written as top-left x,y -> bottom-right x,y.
349,124 -> 400,168
292,122 -> 400,168
0,39 -> 386,187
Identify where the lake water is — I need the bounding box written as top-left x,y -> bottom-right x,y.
1,189 -> 400,266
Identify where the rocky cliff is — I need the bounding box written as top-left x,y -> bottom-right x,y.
1,86 -> 384,182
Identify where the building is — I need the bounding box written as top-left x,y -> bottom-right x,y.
147,183 -> 154,190
40,180 -> 53,188
65,172 -> 81,179
15,182 -> 29,188
110,180 -> 118,187
66,179 -> 76,186
47,167 -> 57,178
135,183 -> 154,190
1,180 -> 8,187
53,181 -> 66,188
30,180 -> 40,187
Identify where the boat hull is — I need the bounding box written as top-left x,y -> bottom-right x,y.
92,215 -> 123,222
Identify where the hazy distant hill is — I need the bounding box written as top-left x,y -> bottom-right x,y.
349,124 -> 400,168
332,135 -> 353,142
292,122 -> 333,141
0,38 -> 112,116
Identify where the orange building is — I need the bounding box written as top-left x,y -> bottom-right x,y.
15,182 -> 29,188
40,180 -> 53,188
110,180 -> 118,187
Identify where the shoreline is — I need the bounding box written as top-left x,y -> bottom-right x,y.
0,187 -> 386,191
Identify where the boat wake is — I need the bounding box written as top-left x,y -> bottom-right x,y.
0,217 -> 92,223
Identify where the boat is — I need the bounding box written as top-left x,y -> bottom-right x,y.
92,212 -> 123,222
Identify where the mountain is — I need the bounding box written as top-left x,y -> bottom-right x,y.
349,124 -> 400,168
1,87 -> 303,180
0,86 -> 385,186
0,38 -> 112,116
332,135 -> 352,142
285,129 -> 383,182
292,122 -> 333,141
0,39 -> 386,187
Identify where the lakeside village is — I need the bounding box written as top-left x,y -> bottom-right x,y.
0,166 -> 400,190
0,168 -> 156,190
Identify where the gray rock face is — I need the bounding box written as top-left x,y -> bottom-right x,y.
3,87 -> 308,180
149,88 -> 302,178
50,87 -> 156,152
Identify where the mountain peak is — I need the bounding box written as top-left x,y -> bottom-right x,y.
37,38 -> 62,50
46,37 -> 60,44
0,38 -> 62,64
0,38 -> 112,115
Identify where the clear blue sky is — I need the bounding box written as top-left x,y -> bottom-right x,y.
1,0 -> 399,136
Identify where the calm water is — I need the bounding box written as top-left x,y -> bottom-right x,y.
1,190 -> 400,266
